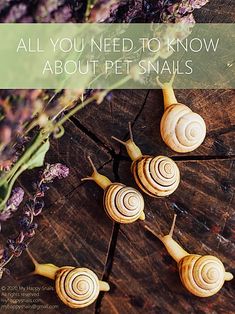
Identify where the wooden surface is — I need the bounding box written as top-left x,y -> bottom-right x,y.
0,1 -> 235,314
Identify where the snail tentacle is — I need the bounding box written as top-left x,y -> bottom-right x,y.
81,156 -> 112,190
83,156 -> 145,224
158,73 -> 206,153
156,72 -> 178,109
154,215 -> 233,297
26,249 -> 59,280
112,124 -> 180,197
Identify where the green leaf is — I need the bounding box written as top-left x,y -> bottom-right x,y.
27,139 -> 50,170
0,183 -> 8,209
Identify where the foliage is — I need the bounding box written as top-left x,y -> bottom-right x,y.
0,163 -> 69,278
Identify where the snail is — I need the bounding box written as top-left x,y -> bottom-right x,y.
145,215 -> 233,297
27,250 -> 110,309
112,123 -> 180,197
157,73 -> 206,153
81,156 -> 145,223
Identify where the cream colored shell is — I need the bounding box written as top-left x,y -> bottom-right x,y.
55,267 -> 100,308
131,155 -> 180,197
179,255 -> 227,297
160,104 -> 206,153
104,183 -> 145,223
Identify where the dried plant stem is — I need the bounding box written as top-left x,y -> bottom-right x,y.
0,75 -> 131,212
56,76 -> 130,129
0,182 -> 39,269
0,132 -> 47,185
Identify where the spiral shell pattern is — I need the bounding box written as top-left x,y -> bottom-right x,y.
131,156 -> 180,197
160,104 -> 206,153
55,267 -> 100,308
104,183 -> 145,223
179,255 -> 226,297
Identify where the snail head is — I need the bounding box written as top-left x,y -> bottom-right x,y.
156,71 -> 178,110
81,156 -> 112,190
112,122 -> 142,161
26,249 -> 59,280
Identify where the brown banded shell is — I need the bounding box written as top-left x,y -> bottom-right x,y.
55,267 -> 100,308
160,104 -> 206,153
104,183 -> 145,223
179,255 -> 227,297
131,155 -> 180,197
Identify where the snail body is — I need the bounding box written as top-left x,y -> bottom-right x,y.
27,251 -> 110,309
149,215 -> 233,297
157,75 -> 206,153
112,123 -> 180,197
82,156 -> 145,223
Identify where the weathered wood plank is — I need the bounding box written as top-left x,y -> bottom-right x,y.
74,90 -> 149,151
1,1 -> 235,313
0,120 -> 115,314
100,159 -> 235,314
194,0 -> 235,23
2,88 -> 234,313
77,89 -> 235,158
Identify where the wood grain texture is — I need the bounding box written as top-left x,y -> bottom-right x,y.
0,120 -> 115,314
99,159 -> 235,314
1,1 -> 235,313
78,89 -> 235,158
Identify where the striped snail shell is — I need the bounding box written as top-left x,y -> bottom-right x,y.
81,156 -> 145,223
27,251 -> 110,309
104,183 -> 145,223
148,215 -> 233,298
179,255 -> 229,297
157,75 -> 206,153
131,155 -> 180,197
160,104 -> 206,153
112,123 -> 180,198
55,267 -> 100,308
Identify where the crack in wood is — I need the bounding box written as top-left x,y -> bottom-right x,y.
95,153 -> 123,313
132,90 -> 150,125
172,155 -> 235,162
172,202 -> 235,250
95,223 -> 120,314
69,115 -> 116,158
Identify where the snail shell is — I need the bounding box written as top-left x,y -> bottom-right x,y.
131,155 -> 180,197
160,104 -> 206,153
104,183 -> 145,223
55,267 -> 100,308
179,255 -> 228,297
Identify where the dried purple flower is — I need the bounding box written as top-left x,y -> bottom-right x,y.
6,239 -> 26,257
7,187 -> 24,209
106,92 -> 113,102
19,216 -> 31,232
3,4 -> 27,23
0,122 -> 12,146
33,201 -> 44,216
0,211 -> 12,222
54,5 -> 72,22
0,163 -> 69,276
42,163 -> 69,182
162,0 -> 209,23
190,0 -> 209,9
89,0 -> 208,23
0,187 -> 24,224
2,248 -> 10,263
13,243 -> 27,257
